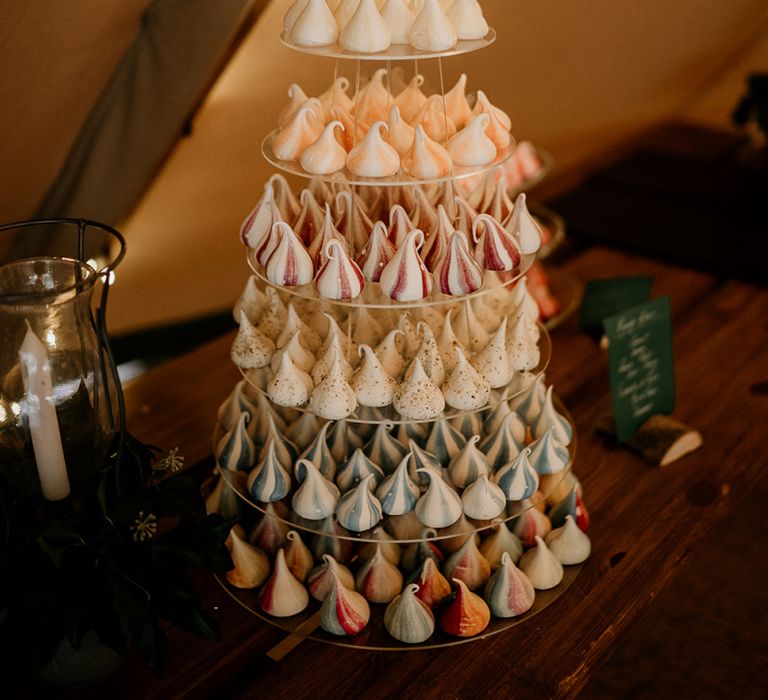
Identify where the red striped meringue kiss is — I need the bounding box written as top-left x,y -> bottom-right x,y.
265,222 -> 315,287
472,213 -> 522,271
434,231 -> 485,296
356,221 -> 396,282
379,229 -> 433,302
241,183 -> 282,250
308,204 -> 349,267
315,239 -> 365,300
422,204 -> 453,271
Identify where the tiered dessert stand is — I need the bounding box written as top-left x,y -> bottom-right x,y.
210,1 -> 590,650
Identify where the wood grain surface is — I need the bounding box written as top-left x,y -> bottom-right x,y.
67,241 -> 766,700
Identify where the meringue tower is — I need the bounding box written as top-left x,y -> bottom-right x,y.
212,0 -> 591,647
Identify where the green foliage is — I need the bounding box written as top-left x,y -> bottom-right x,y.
0,433 -> 234,676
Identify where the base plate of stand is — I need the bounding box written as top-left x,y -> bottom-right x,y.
216,563 -> 581,651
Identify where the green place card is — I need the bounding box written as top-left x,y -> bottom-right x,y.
603,296 -> 675,442
580,276 -> 654,334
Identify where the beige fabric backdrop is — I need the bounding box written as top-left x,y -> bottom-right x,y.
2,1 -> 766,333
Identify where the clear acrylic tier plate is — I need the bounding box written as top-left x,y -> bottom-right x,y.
279,29 -> 497,62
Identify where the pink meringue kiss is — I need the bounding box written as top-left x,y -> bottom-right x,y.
357,221 -> 396,282
315,239 -> 365,300
446,113 -> 497,167
272,105 -> 323,161
393,74 -> 428,123
401,125 -> 453,180
439,578 -> 490,637
379,229 -> 433,301
299,120 -> 347,175
472,213 -> 522,272
385,105 -> 416,156
412,94 -> 457,143
472,90 -> 512,150
422,204 -> 452,271
346,121 -> 401,178
265,222 -> 315,286
434,231 -> 485,296
330,104 -> 369,152
308,204 -> 349,267
240,184 -> 282,250
388,204 -> 414,248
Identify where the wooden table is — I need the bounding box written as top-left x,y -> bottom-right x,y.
91,127 -> 768,699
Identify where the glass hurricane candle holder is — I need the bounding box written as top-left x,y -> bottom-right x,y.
0,219 -> 125,502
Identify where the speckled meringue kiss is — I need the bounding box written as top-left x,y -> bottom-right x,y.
351,344 -> 398,407
307,553 -> 355,601
376,454 -> 420,515
315,239 -> 365,300
415,466 -> 463,529
385,583 -> 435,643
440,578 -> 490,637
393,358 -> 445,420
374,328 -> 406,378
267,352 -> 313,408
518,535 -> 564,590
472,213 -> 522,272
437,309 -> 467,373
226,527 -> 270,589
443,346 -> 491,411
291,458 -> 340,520
269,326 -> 314,375
484,551 -> 535,618
379,229 -> 433,302
434,231 -> 485,296
320,570 -> 371,636
545,514 -> 591,565
494,446 -> 539,502
309,348 -> 358,420
356,543 -> 404,603
411,321 -> 445,385
247,440 -> 292,503
506,193 -> 543,255
258,548 -> 309,617
265,222 -> 315,287
472,316 -> 516,388
231,310 -> 275,370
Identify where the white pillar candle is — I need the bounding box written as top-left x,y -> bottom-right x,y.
18,321 -> 71,501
